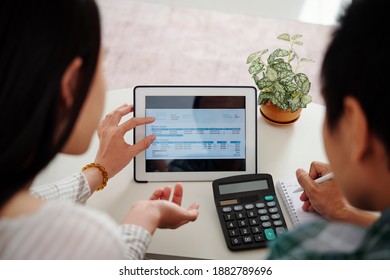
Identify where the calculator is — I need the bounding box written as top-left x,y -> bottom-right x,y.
212,173 -> 287,251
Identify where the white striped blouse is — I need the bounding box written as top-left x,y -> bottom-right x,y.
0,172 -> 152,259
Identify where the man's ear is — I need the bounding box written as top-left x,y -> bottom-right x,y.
61,57 -> 83,108
343,96 -> 369,163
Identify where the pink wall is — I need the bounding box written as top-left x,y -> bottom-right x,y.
97,0 -> 333,105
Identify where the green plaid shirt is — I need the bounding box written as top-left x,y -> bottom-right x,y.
267,209 -> 390,259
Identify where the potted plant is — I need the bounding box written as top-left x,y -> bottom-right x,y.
246,33 -> 314,125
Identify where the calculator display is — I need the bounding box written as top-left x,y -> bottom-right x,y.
219,179 -> 269,195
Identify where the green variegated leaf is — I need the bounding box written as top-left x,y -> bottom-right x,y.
291,94 -> 300,105
277,33 -> 290,41
267,48 -> 289,64
271,58 -> 285,65
248,64 -> 255,75
259,49 -> 269,56
284,82 -> 298,92
294,73 -> 309,89
246,52 -> 258,64
258,96 -> 266,105
275,49 -> 290,57
301,95 -> 312,106
246,49 -> 269,64
294,73 -> 311,94
279,70 -> 295,84
248,62 -> 264,75
266,67 -> 278,81
256,77 -> 273,89
300,58 -> 315,63
260,91 -> 272,99
290,94 -> 300,111
279,102 -> 289,111
301,80 -> 311,94
273,82 -> 285,94
272,61 -> 292,72
291,34 -> 303,40
258,92 -> 271,105
294,41 -> 304,46
290,103 -> 300,112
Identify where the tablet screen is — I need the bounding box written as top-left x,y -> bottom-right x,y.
133,85 -> 257,182
145,95 -> 246,172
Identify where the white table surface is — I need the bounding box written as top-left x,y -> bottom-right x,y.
32,88 -> 328,260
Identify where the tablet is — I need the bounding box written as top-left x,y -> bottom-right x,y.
133,85 -> 257,182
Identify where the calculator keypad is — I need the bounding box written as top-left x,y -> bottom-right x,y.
221,195 -> 286,250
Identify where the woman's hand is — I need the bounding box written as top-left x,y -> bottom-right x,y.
82,104 -> 155,192
149,183 -> 200,229
94,104 -> 155,178
122,183 -> 200,234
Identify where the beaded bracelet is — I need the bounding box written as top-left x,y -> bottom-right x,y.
82,163 -> 109,191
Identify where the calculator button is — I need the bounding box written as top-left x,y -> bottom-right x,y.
254,234 -> 264,242
243,236 -> 253,244
245,204 -> 254,210
259,215 -> 270,221
247,210 -> 257,217
273,220 -> 283,226
249,218 -> 260,226
238,220 -> 248,227
217,191 -> 287,250
266,201 -> 276,207
229,229 -> 239,237
271,214 -> 281,220
224,214 -> 234,221
236,212 -> 246,219
231,237 -> 242,246
264,228 -> 276,240
251,226 -> 261,234
240,227 -> 250,235
275,227 -> 287,235
226,221 -> 237,228
262,222 -> 271,228
255,203 -> 265,208
222,207 -> 232,213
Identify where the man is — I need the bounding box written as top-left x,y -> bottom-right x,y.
268,0 -> 390,259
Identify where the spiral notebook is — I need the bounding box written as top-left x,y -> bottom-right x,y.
276,178 -> 324,226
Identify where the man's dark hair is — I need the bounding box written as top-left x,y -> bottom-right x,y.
321,0 -> 390,157
0,0 -> 101,206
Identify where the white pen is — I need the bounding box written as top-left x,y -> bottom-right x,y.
293,172 -> 334,193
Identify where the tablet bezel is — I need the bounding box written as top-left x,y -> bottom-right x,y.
133,85 -> 257,182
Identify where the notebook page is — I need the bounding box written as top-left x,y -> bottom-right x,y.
276,178 -> 323,226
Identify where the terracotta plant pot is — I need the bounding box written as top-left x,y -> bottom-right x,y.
260,101 -> 302,126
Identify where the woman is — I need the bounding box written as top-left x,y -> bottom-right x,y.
0,0 -> 199,259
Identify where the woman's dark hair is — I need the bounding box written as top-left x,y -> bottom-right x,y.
321,0 -> 390,159
0,0 -> 101,206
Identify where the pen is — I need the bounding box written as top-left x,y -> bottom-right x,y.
292,172 -> 334,193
